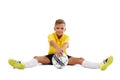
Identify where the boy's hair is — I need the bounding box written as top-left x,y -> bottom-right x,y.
55,19 -> 65,25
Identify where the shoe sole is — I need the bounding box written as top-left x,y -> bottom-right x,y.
100,56 -> 113,70
8,59 -> 24,69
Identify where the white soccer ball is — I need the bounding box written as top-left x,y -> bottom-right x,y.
52,53 -> 68,69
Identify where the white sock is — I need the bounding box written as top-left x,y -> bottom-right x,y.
24,59 -> 40,68
82,61 -> 100,69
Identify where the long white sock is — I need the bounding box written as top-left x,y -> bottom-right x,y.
24,59 -> 41,68
82,61 -> 100,69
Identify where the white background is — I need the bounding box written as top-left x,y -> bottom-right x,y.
0,0 -> 120,80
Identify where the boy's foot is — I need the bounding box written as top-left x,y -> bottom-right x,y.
100,56 -> 113,71
8,59 -> 25,69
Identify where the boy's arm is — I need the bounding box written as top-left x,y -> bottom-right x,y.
49,40 -> 64,57
49,40 -> 60,50
61,42 -> 69,52
50,40 -> 69,57
50,41 -> 69,52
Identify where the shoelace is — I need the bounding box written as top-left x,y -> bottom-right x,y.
103,58 -> 108,64
13,61 -> 22,69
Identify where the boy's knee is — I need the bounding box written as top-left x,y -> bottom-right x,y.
79,58 -> 84,61
34,56 -> 39,59
78,58 -> 84,64
33,56 -> 42,63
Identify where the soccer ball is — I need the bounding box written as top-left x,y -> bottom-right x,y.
52,53 -> 68,69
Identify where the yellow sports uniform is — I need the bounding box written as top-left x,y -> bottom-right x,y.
48,32 -> 69,54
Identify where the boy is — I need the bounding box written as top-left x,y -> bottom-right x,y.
8,19 -> 113,70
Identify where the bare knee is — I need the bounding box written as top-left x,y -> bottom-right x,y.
68,57 -> 85,65
33,56 -> 50,64
78,58 -> 85,65
34,56 -> 39,59
33,56 -> 41,62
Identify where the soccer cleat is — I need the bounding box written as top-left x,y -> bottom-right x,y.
8,59 -> 25,69
100,56 -> 113,71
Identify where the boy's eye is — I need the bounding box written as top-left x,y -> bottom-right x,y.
56,27 -> 64,30
56,27 -> 59,29
61,28 -> 64,30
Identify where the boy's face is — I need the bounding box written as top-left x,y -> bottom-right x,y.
54,23 -> 66,36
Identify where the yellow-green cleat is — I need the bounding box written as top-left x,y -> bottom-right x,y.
100,56 -> 113,71
8,59 -> 25,69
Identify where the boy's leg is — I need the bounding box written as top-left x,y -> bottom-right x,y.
68,56 -> 113,70
68,57 -> 84,65
68,57 -> 100,69
24,56 -> 51,68
34,56 -> 51,64
8,56 -> 51,69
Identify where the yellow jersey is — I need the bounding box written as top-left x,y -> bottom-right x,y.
48,32 -> 69,54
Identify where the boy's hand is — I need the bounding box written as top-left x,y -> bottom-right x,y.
56,48 -> 64,57
55,52 -> 63,57
49,40 -> 68,57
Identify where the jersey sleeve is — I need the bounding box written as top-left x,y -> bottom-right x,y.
64,35 -> 70,43
48,34 -> 55,42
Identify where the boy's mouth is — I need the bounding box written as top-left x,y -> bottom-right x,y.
56,32 -> 63,37
57,32 -> 63,35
